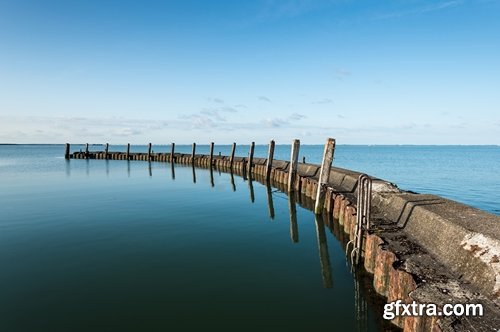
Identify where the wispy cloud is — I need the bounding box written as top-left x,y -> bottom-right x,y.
372,0 -> 465,20
334,68 -> 351,81
258,96 -> 272,102
311,98 -> 333,104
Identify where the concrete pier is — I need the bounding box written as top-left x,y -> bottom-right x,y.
66,142 -> 500,331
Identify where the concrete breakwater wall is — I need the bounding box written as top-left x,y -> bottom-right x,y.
67,142 -> 499,331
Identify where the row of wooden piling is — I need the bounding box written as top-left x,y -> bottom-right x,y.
66,140 -> 439,332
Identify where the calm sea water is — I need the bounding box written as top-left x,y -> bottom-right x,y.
1,144 -> 392,332
0,144 -> 498,331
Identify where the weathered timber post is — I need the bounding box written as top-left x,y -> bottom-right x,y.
230,142 -> 236,169
265,140 -> 275,181
126,143 -> 130,160
65,143 -> 70,159
105,143 -> 109,159
302,156 -> 306,163
171,143 -> 175,163
191,143 -> 196,164
148,143 -> 152,160
248,142 -> 255,175
85,143 -> 89,159
209,142 -> 214,166
288,139 -> 300,193
314,138 -> 336,214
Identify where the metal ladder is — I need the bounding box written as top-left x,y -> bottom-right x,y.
346,174 -> 372,267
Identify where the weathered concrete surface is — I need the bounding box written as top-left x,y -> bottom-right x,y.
373,192 -> 500,301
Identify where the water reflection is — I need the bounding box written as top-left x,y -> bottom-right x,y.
63,158 -> 379,331
210,166 -> 214,187
248,177 -> 255,203
289,194 -> 299,243
266,182 -> 275,220
65,159 -> 71,177
315,214 -> 333,288
230,171 -> 236,192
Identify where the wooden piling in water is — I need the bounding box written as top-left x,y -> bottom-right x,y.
171,143 -> 175,163
192,143 -> 196,163
248,142 -> 255,175
65,143 -> 70,159
85,143 -> 89,159
266,140 -> 275,181
148,143 -> 152,160
209,142 -> 214,166
230,142 -> 236,169
288,139 -> 300,193
105,143 -> 109,159
314,138 -> 336,214
126,143 -> 130,159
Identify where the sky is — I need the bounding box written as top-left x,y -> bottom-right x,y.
0,0 -> 499,145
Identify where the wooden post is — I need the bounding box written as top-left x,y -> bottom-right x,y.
191,143 -> 196,164
302,156 -> 306,163
171,143 -> 175,163
64,143 -> 70,159
209,142 -> 214,166
105,143 -> 109,159
265,140 -> 275,181
288,139 -> 300,193
248,142 -> 255,175
230,142 -> 236,169
314,138 -> 336,214
85,143 -> 89,159
126,143 -> 130,160
148,143 -> 152,160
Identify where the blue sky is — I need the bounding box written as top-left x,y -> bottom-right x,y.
0,0 -> 499,144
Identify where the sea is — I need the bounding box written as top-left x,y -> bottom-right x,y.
0,144 -> 498,331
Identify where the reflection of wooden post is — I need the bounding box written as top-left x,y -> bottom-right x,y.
230,171 -> 236,191
315,214 -> 333,288
210,166 -> 214,187
148,143 -> 152,160
248,142 -> 255,175
170,143 -> 175,163
289,194 -> 299,243
230,142 -> 236,169
288,139 -> 300,193
314,138 -> 336,214
85,143 -> 89,159
65,143 -> 70,159
126,143 -> 130,160
148,161 -> 152,177
248,177 -> 255,203
266,182 -> 275,220
266,140 -> 275,181
127,159 -> 130,177
170,161 -> 175,180
209,142 -> 214,166
191,143 -> 196,164
192,164 -> 196,183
